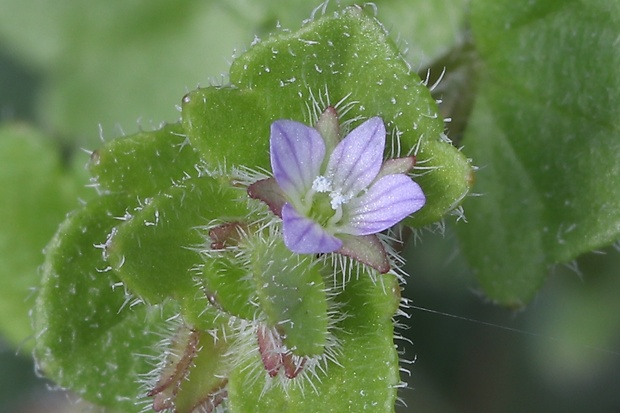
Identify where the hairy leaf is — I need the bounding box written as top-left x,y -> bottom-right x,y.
89,122 -> 202,198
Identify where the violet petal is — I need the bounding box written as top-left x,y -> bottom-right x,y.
340,174 -> 425,235
282,203 -> 342,253
270,120 -> 326,202
326,117 -> 385,197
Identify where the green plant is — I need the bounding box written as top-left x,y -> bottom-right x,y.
1,1 -> 618,412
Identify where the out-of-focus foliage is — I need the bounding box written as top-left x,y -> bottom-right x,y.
0,0 -> 467,148
0,124 -> 87,347
457,0 -> 620,305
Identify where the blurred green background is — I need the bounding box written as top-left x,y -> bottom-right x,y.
1,0 -> 619,412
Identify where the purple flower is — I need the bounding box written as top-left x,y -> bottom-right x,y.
249,107 -> 425,272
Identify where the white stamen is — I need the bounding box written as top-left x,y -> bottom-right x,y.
329,191 -> 350,210
312,176 -> 332,192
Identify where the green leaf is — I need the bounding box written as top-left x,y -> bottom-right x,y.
0,124 -> 84,347
33,193 -> 177,412
107,176 -> 250,304
89,122 -> 203,198
227,273 -> 401,413
458,0 -> 620,305
182,5 -> 472,226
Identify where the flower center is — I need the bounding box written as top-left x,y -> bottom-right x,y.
305,176 -> 349,228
